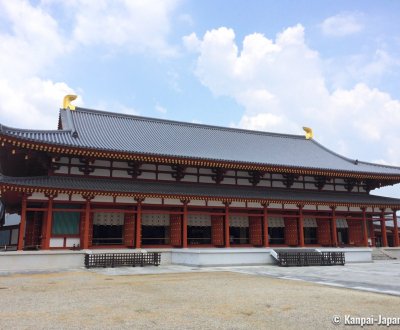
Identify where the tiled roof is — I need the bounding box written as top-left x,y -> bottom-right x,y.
1,107 -> 400,176
1,174 -> 400,207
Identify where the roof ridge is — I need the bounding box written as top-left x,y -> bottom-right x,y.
0,124 -> 72,134
310,139 -> 400,171
72,106 -> 305,139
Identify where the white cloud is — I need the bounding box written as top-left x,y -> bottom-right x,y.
71,0 -> 180,56
0,0 -> 180,129
321,13 -> 363,37
184,25 -> 400,167
0,0 -> 77,129
155,104 -> 167,114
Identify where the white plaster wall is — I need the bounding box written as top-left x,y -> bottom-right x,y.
115,196 -> 136,204
54,166 -> 69,174
54,194 -> 70,201
28,192 -> 46,200
188,200 -> 206,206
143,198 -> 163,205
112,170 -> 131,178
92,195 -> 114,203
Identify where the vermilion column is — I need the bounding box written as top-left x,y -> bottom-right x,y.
224,202 -> 231,247
82,198 -> 91,249
361,207 -> 368,247
262,203 -> 269,247
42,196 -> 54,249
135,198 -> 143,249
330,206 -> 338,247
380,209 -> 388,247
181,200 -> 189,248
392,209 -> 399,247
298,205 -> 304,247
17,195 -> 28,250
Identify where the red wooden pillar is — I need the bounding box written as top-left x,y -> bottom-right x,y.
82,197 -> 91,249
262,203 -> 269,247
17,194 -> 28,250
369,218 -> 376,247
42,196 -> 54,249
224,202 -> 231,247
135,198 -> 143,249
181,200 -> 189,248
297,204 -> 304,247
330,206 -> 338,247
380,208 -> 388,247
361,207 -> 368,247
392,209 -> 399,247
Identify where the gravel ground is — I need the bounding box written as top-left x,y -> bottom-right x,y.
0,270 -> 399,329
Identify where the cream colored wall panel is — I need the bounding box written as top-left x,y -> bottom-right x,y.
54,194 -> 70,201
181,175 -> 197,182
230,201 -> 246,208
317,205 -> 331,211
70,167 -> 82,175
158,165 -> 172,171
71,194 -> 86,202
268,203 -> 282,209
115,196 -> 136,204
54,166 -> 68,174
143,198 -> 163,205
163,198 -> 182,205
92,195 -> 114,203
140,163 -> 156,170
237,179 -> 251,186
292,182 -> 303,189
273,181 -> 285,188
158,173 -> 173,181
207,201 -> 224,207
199,176 -> 214,183
28,192 -> 46,200
283,203 -> 297,210
222,177 -> 235,184
70,158 -> 81,165
138,172 -> 156,180
113,161 -> 129,168
112,170 -> 131,178
336,206 -> 348,212
247,202 -> 263,209
50,238 -> 64,248
188,200 -> 206,206
91,168 -> 110,177
93,160 -> 110,167
199,168 -> 212,174
185,167 -> 197,174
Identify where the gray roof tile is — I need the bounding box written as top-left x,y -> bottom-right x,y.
1,174 -> 400,207
1,107 -> 400,176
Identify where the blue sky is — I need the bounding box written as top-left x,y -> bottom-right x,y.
1,0 -> 400,197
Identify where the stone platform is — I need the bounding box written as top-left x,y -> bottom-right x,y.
0,247 -> 374,273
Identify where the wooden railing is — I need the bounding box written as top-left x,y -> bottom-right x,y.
84,252 -> 161,268
276,251 -> 345,267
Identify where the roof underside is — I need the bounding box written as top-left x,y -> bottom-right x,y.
1,107 -> 400,176
1,175 -> 400,207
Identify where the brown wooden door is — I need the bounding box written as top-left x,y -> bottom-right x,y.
123,213 -> 135,247
211,215 -> 224,246
284,218 -> 298,246
170,215 -> 182,247
317,219 -> 331,246
25,212 -> 42,248
249,217 -> 263,246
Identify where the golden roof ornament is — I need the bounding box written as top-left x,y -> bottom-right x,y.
302,127 -> 313,140
63,95 -> 77,110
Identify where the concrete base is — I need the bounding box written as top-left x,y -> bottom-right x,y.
0,247 -> 373,272
170,247 -> 372,266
